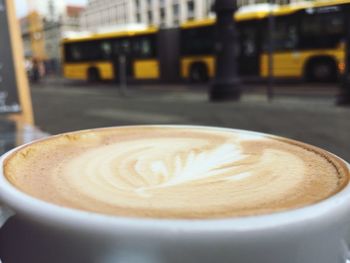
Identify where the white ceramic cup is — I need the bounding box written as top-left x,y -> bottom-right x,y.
1,126 -> 350,263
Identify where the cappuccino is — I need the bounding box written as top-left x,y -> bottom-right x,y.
3,126 -> 349,219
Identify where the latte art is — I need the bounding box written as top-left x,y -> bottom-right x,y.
69,141 -> 249,197
4,126 -> 349,219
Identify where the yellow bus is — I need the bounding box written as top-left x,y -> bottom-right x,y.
61,26 -> 181,82
62,0 -> 348,83
180,0 -> 348,82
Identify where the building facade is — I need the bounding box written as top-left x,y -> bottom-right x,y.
19,5 -> 84,72
27,0 -> 66,21
134,0 -> 215,27
80,0 -> 311,30
80,0 -> 215,30
44,5 -> 84,71
80,0 -> 133,30
20,11 -> 46,61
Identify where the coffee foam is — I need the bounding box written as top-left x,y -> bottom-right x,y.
4,127 -> 349,219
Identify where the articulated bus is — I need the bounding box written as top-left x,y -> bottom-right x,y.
181,0 -> 348,82
62,0 -> 349,83
62,26 -> 179,82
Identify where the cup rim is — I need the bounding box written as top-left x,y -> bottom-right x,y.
1,125 -> 350,233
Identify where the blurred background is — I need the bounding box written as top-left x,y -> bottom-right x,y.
10,0 -> 350,161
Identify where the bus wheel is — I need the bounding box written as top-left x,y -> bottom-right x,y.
189,63 -> 209,83
87,68 -> 100,83
306,59 -> 337,82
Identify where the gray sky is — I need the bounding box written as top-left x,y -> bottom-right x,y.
15,0 -> 87,18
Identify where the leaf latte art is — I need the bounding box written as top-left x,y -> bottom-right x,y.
4,126 -> 349,219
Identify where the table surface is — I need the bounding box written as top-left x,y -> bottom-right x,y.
0,119 -> 49,263
0,118 -> 48,155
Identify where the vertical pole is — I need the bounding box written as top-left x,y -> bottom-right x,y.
209,0 -> 241,101
337,6 -> 350,105
119,54 -> 127,96
267,0 -> 275,101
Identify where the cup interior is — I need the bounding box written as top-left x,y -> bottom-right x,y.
0,125 -> 349,234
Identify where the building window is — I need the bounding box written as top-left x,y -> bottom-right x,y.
173,3 -> 179,17
147,0 -> 152,9
124,12 -> 127,23
206,0 -> 214,15
160,8 -> 165,19
109,8 -> 113,24
173,18 -> 180,25
173,3 -> 180,25
117,6 -> 121,22
148,10 -> 153,24
136,12 -> 141,23
160,7 -> 166,25
187,0 -> 195,20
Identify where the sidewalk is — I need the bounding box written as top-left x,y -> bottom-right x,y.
30,80 -> 350,162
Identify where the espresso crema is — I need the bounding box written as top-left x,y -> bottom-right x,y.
4,126 -> 349,219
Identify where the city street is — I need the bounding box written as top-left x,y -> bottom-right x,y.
31,78 -> 350,162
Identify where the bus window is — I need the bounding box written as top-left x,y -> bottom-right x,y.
112,39 -> 130,55
112,41 -> 121,55
64,43 -> 83,62
325,15 -> 343,34
65,43 -> 83,62
131,36 -> 156,58
239,24 -> 261,76
261,17 -> 298,52
72,45 -> 82,61
101,41 -> 112,59
180,26 -> 215,56
65,42 -> 100,62
121,39 -> 131,54
140,38 -> 152,57
302,13 -> 343,35
273,19 -> 298,51
84,41 -> 102,60
241,27 -> 258,57
132,38 -> 142,56
300,12 -> 344,49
